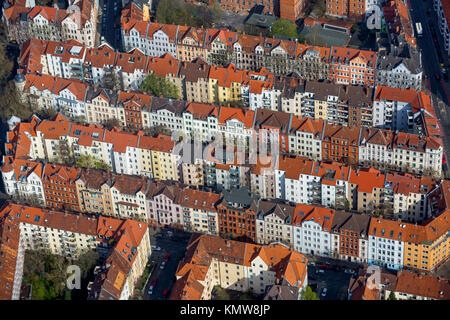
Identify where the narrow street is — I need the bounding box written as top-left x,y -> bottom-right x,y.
142,229 -> 190,300
409,0 -> 450,175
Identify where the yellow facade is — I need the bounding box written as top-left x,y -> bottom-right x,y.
314,100 -> 328,120
151,150 -> 179,181
404,232 -> 449,271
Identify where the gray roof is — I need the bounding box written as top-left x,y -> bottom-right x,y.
264,284 -> 299,300
221,187 -> 256,208
331,211 -> 371,236
376,45 -> 422,74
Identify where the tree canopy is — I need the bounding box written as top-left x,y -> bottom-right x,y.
300,286 -> 319,300
76,155 -> 111,170
270,19 -> 298,39
140,73 -> 181,99
156,0 -> 222,28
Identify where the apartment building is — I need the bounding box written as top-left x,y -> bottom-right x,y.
322,124 -> 360,165
181,189 -> 222,235
0,201 -> 151,300
254,199 -> 296,247
382,0 -> 416,49
1,157 -> 45,205
330,211 -> 371,263
326,0 -> 366,20
375,46 -> 422,91
349,266 -> 450,300
217,187 -> 258,242
170,234 -> 308,300
2,0 -> 97,47
329,47 -> 376,87
384,271 -> 450,300
292,204 -> 334,257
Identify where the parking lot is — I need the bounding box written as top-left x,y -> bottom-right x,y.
143,229 -> 191,300
307,263 -> 354,300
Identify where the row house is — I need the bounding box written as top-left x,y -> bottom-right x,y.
2,0 -> 97,47
19,41 -> 417,131
254,199 -> 296,248
373,86 -> 438,135
293,204 -> 334,257
180,189 -> 222,235
359,128 -> 443,176
170,234 -> 308,300
217,187 -> 258,242
382,0 -> 416,49
330,211 -> 371,263
375,46 -> 422,91
329,47 -> 376,87
0,201 -> 151,300
42,163 -> 80,212
6,100 -> 444,181
119,15 -> 378,80
1,157 -> 45,205
326,0 -> 366,21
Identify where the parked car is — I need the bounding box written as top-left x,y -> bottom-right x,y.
160,261 -> 166,269
163,289 -> 170,298
443,154 -> 447,164
163,258 -> 168,263
151,278 -> 157,286
319,264 -> 329,270
344,269 -> 353,274
165,253 -> 171,259
151,245 -> 161,251
321,288 -> 328,297
316,269 -> 325,274
148,286 -> 153,295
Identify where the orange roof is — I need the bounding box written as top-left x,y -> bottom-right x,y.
349,168 -> 386,193
171,234 -> 307,300
103,129 -> 139,153
209,63 -> 244,87
393,270 -> 450,300
218,106 -> 255,128
293,204 -> 335,232
137,134 -> 174,153
145,53 -> 179,77
330,46 -> 376,68
185,102 -> 219,120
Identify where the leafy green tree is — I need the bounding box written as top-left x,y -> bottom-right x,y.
140,73 -> 181,99
270,19 -> 298,39
103,118 -> 122,130
156,0 -> 222,28
301,286 -> 319,300
76,155 -> 111,170
388,291 -> 397,300
74,249 -> 100,278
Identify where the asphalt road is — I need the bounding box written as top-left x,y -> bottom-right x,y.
99,0 -> 122,50
143,229 -> 190,300
307,264 -> 353,300
409,0 -> 450,174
